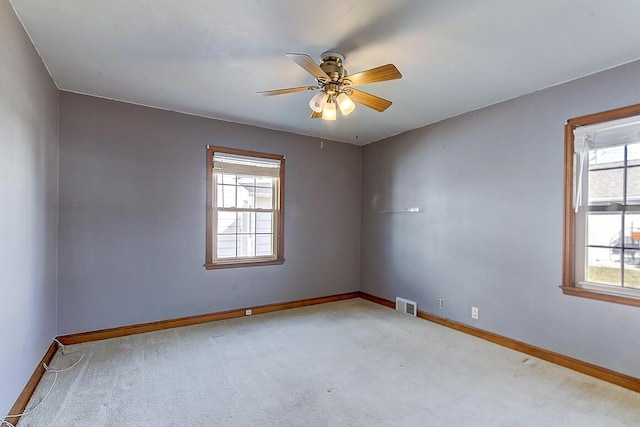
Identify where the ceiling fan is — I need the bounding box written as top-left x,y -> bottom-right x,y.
257,51 -> 402,121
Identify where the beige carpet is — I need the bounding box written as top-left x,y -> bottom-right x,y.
14,299 -> 640,426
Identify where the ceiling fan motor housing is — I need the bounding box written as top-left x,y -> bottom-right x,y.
320,51 -> 347,83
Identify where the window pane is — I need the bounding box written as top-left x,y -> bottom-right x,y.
236,186 -> 255,208
217,235 -> 236,258
256,187 -> 273,209
589,146 -> 624,170
587,212 -> 622,247
627,166 -> 640,204
237,234 -> 255,257
256,234 -> 273,256
586,247 -> 621,286
217,184 -> 236,208
237,175 -> 255,186
588,168 -> 624,204
256,212 -> 273,233
624,249 -> 640,289
236,212 -> 255,234
627,143 -> 640,167
624,213 -> 640,248
255,177 -> 273,188
217,211 -> 237,234
222,173 -> 237,185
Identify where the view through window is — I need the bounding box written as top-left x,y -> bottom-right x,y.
584,143 -> 640,288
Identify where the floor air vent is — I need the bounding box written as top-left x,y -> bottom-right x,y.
395,297 -> 417,316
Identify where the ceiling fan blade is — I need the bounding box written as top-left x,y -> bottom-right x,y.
257,86 -> 317,96
349,89 -> 392,112
346,64 -> 402,86
285,53 -> 330,81
310,111 -> 322,119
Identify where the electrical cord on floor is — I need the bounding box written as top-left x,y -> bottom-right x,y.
2,339 -> 84,426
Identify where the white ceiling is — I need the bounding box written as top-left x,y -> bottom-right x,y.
9,0 -> 640,145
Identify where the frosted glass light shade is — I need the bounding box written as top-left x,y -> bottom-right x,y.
337,93 -> 356,116
322,99 -> 337,121
309,91 -> 328,113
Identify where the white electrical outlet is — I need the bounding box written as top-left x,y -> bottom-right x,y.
245,309 -> 252,316
471,307 -> 479,320
438,299 -> 444,309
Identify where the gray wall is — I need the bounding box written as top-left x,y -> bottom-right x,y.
57,93 -> 361,334
361,60 -> 640,377
4,0 -> 640,410
0,1 -> 59,415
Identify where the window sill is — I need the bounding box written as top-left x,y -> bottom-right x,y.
204,258 -> 285,270
560,285 -> 640,307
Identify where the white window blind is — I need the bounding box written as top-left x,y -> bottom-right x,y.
213,153 -> 280,177
574,114 -> 640,152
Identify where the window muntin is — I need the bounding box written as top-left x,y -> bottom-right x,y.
205,146 -> 285,269
563,105 -> 640,306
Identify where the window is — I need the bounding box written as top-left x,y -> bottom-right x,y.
205,146 -> 285,269
562,104 -> 640,306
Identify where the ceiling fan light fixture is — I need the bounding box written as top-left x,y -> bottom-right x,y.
309,91 -> 327,113
322,97 -> 337,121
336,92 -> 356,116
259,52 -> 401,120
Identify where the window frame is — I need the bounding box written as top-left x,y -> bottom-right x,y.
562,103 -> 640,307
205,145 -> 285,270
